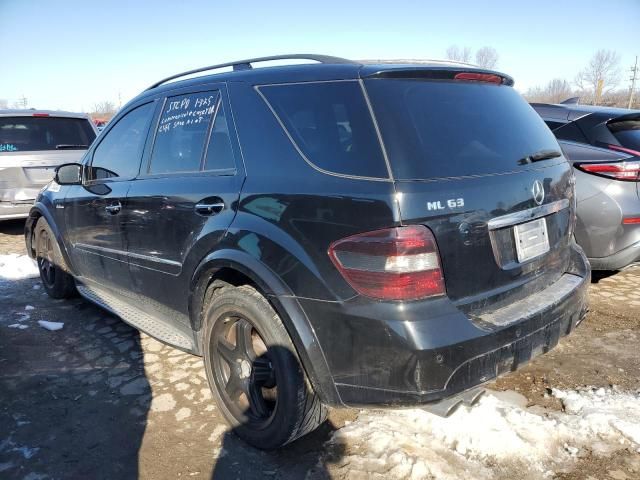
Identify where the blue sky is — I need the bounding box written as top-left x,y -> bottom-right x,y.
1,0 -> 638,112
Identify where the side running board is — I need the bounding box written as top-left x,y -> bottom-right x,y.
76,282 -> 195,352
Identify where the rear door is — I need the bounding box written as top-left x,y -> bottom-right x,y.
63,101 -> 157,290
122,85 -> 244,324
364,74 -> 574,311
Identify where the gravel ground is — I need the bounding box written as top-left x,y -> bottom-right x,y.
1,219 -> 638,480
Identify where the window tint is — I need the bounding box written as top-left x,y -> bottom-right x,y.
544,120 -> 566,131
0,116 -> 95,153
554,121 -> 588,144
90,103 -> 154,180
149,92 -> 218,174
364,79 -> 561,179
608,119 -> 640,151
203,101 -> 235,171
259,81 -> 388,178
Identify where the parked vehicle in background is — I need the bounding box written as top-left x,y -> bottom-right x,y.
531,103 -> 640,270
0,110 -> 97,220
26,55 -> 589,449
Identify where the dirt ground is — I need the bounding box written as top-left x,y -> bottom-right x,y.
1,218 -> 639,480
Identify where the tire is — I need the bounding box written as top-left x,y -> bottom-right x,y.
202,284 -> 327,449
34,217 -> 76,299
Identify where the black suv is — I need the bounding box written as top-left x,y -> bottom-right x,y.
25,55 -> 590,449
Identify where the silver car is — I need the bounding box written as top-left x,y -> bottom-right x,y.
0,109 -> 98,220
532,103 -> 640,270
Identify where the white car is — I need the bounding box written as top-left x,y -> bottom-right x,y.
0,109 -> 98,220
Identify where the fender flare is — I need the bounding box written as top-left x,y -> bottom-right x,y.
189,248 -> 344,406
25,204 -> 75,275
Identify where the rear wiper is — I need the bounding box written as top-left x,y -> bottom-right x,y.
55,144 -> 88,150
518,149 -> 562,165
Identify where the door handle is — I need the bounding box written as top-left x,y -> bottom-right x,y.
195,202 -> 225,216
105,201 -> 121,215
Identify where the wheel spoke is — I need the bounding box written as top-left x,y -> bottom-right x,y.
225,373 -> 242,400
246,381 -> 270,418
235,319 -> 256,361
217,338 -> 236,365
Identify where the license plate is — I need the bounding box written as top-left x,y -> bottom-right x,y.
514,217 -> 550,262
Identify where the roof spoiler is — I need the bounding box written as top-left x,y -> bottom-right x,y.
560,97 -> 580,105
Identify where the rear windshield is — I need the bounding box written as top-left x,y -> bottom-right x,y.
608,119 -> 640,152
0,116 -> 96,153
364,79 -> 561,180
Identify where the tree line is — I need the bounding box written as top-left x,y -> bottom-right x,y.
445,46 -> 637,108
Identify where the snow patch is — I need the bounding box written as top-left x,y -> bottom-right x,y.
38,320 -> 64,331
0,254 -> 39,282
330,388 -> 640,480
7,324 -> 28,330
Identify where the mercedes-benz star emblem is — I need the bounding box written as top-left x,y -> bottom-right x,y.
532,180 -> 545,206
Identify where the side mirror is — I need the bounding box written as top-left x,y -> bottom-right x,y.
54,163 -> 82,185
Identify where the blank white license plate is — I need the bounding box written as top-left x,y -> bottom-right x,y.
514,217 -> 550,262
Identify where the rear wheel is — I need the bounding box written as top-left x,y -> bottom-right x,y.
35,217 -> 76,299
202,284 -> 327,449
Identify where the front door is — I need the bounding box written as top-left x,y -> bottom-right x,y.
64,101 -> 157,291
121,86 -> 244,323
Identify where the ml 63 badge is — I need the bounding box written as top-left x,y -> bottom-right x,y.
427,198 -> 465,211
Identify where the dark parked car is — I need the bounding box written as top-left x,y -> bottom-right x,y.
25,55 -> 589,449
532,103 -> 640,270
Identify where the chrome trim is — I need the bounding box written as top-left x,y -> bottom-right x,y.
195,202 -> 224,211
487,199 -> 569,231
74,243 -> 181,267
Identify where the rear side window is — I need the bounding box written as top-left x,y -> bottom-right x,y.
203,102 -> 235,171
149,92 -> 218,174
259,81 -> 388,178
0,116 -> 95,153
608,119 -> 640,151
364,79 -> 561,179
554,121 -> 589,144
90,103 -> 154,180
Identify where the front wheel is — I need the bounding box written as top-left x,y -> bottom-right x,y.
202,284 -> 327,449
35,217 -> 76,299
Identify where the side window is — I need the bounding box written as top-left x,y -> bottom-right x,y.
90,103 -> 154,180
554,121 -> 588,143
544,120 -> 565,131
259,81 -> 388,178
149,92 -> 218,174
203,101 -> 235,171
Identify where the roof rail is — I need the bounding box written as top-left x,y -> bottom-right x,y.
146,54 -> 355,90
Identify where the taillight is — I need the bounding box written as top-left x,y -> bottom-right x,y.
623,218 -> 640,225
576,160 -> 640,181
328,225 -> 445,301
453,72 -> 503,84
32,113 -> 49,117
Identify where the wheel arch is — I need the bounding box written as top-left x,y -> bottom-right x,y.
189,248 -> 344,406
26,205 -> 74,274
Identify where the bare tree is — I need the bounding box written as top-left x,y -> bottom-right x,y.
475,47 -> 499,69
445,45 -> 472,63
523,78 -> 574,104
575,50 -> 621,105
91,101 -> 116,115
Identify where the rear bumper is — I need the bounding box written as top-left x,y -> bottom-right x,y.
588,239 -> 640,270
299,243 -> 590,407
0,201 -> 33,220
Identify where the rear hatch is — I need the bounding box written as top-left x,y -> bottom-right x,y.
0,114 -> 96,195
363,69 -> 574,312
606,113 -> 640,199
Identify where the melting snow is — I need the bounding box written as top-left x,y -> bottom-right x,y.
0,254 -> 39,282
330,388 -> 640,480
37,320 -> 64,331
